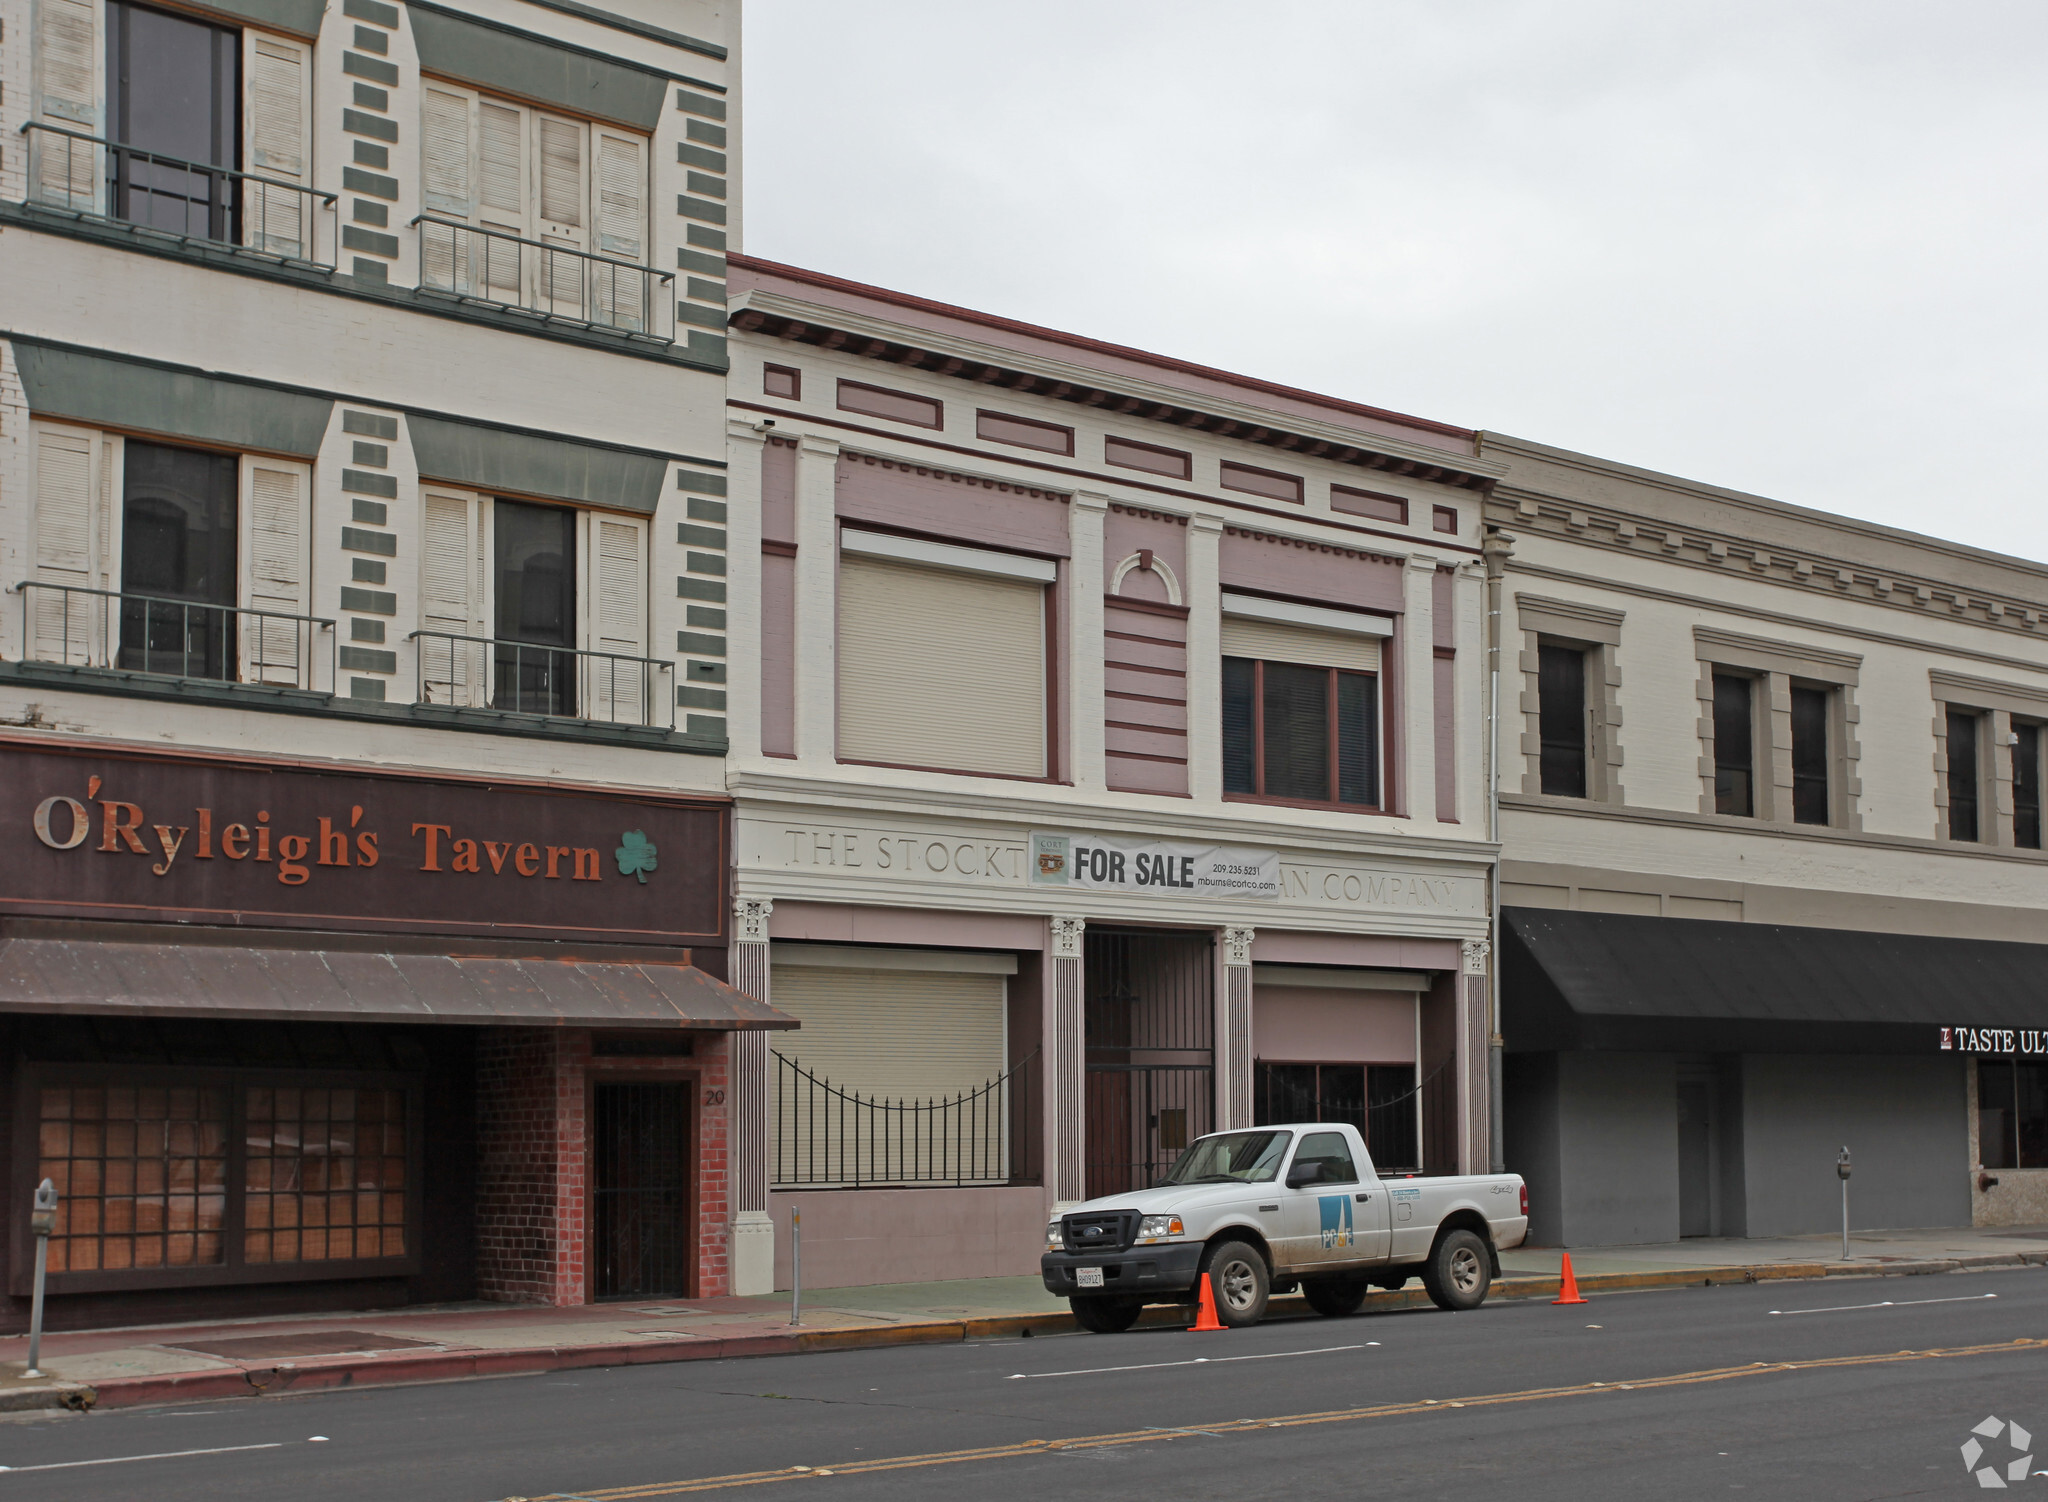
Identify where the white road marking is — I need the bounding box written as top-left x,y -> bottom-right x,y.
1769,1294 -> 1999,1316
1009,1344 -> 1366,1379
0,1442 -> 286,1474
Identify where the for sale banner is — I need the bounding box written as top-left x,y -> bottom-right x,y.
1028,831 -> 1280,901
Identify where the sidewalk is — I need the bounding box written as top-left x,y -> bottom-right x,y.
6,1225 -> 2044,1413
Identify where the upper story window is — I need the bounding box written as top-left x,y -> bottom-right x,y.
417,490 -> 652,725
1537,642 -> 1588,798
1711,671 -> 1755,817
1221,598 -> 1385,811
420,83 -> 652,330
834,529 -> 1053,779
2015,723 -> 2043,851
26,423 -> 317,687
1789,684 -> 1832,826
1946,707 -> 1983,843
28,0 -> 316,261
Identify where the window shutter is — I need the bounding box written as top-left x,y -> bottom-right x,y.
245,35 -> 310,259
536,113 -> 588,316
475,99 -> 526,300
33,0 -> 99,210
768,965 -> 1008,1185
1221,615 -> 1380,674
588,515 -> 646,722
837,554 -> 1047,777
421,86 -> 473,215
242,459 -> 309,686
591,128 -> 648,331
420,488 -> 481,705
35,0 -> 97,124
31,423 -> 99,664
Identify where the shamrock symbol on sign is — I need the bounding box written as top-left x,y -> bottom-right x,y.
614,830 -> 659,884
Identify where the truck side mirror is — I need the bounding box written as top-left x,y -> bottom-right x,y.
1286,1161 -> 1323,1189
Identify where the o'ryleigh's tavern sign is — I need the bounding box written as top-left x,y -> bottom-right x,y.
1,741 -> 726,945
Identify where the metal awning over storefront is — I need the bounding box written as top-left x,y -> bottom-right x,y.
0,934 -> 797,1030
1503,908 -> 2048,1054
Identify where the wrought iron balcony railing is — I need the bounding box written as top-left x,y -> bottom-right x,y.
412,216 -> 676,343
18,122 -> 338,269
408,629 -> 675,730
13,581 -> 336,691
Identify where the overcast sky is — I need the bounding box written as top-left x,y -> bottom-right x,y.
741,2 -> 2048,564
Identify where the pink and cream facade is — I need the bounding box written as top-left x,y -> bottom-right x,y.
717,259 -> 1505,1292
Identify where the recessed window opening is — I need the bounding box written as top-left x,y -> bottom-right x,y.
1537,643 -> 1588,798
1712,672 -> 1755,817
106,1 -> 241,238
493,498 -> 577,716
2015,723 -> 2042,851
1223,658 -> 1379,808
1790,684 -> 1831,825
1978,1059 -> 2048,1169
1947,708 -> 1982,843
119,440 -> 239,680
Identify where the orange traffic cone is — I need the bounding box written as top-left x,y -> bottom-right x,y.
1188,1272 -> 1227,1331
1552,1252 -> 1588,1306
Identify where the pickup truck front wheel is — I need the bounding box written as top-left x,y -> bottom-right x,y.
1201,1240 -> 1271,1326
1069,1297 -> 1143,1334
1422,1228 -> 1492,1311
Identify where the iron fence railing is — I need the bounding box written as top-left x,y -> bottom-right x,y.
774,1050 -> 1042,1189
412,216 -> 676,342
408,629 -> 675,728
19,121 -> 337,268
13,580 -> 335,690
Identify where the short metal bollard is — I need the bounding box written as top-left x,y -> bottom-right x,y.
25,1178 -> 57,1379
1836,1147 -> 1853,1261
789,1209 -> 802,1327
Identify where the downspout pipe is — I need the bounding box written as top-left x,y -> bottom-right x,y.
1481,525 -> 1515,1176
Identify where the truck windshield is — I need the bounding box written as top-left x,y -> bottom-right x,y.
1160,1130 -> 1291,1185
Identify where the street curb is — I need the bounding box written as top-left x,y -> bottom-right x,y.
53,1252 -> 2048,1411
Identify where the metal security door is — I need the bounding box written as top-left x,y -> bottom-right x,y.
1084,931 -> 1214,1200
592,1082 -> 691,1298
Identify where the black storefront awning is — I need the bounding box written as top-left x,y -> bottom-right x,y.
0,935 -> 797,1031
1503,907 -> 2048,1055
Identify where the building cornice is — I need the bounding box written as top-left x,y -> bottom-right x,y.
1492,489 -> 2048,642
728,287 -> 1502,494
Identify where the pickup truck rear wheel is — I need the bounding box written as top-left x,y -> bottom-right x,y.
1069,1297 -> 1143,1334
1201,1240 -> 1271,1326
1422,1229 -> 1492,1312
1301,1277 -> 1368,1318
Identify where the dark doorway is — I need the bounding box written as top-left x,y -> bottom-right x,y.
493,498 -> 577,715
591,1081 -> 691,1299
107,0 -> 241,240
120,439 -> 239,679
1677,1080 -> 1713,1238
1084,931 -> 1213,1200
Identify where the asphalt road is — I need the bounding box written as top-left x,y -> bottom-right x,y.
3,1267 -> 2046,1501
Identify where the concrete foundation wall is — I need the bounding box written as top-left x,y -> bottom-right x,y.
1738,1055 -> 1969,1236
769,1186 -> 1050,1291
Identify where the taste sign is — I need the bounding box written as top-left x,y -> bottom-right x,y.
1,740 -> 725,946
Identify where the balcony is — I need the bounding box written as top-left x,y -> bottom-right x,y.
408,629 -> 675,731
412,217 -> 676,345
13,581 -> 336,691
18,122 -> 338,270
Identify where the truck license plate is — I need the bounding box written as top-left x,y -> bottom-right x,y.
1077,1267 -> 1104,1288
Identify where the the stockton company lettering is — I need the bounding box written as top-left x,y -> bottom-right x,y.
32,773 -> 603,887
1282,866 -> 1477,910
783,828 -> 1024,879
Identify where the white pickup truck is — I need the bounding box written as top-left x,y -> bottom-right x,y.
1041,1123 -> 1529,1332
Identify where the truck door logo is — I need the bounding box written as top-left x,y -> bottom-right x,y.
1318,1194 -> 1354,1250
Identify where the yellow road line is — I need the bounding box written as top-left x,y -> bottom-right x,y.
508,1336 -> 2048,1501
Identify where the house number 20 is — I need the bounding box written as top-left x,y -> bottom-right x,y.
704,1089 -> 726,1105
